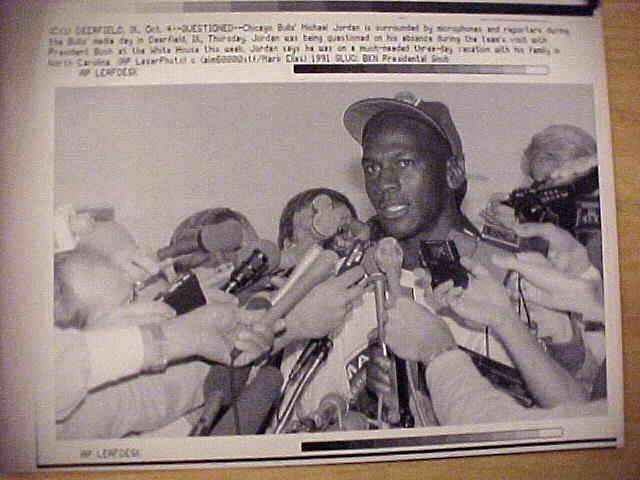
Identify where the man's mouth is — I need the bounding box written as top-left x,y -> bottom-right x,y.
380,203 -> 409,219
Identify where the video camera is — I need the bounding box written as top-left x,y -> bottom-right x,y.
501,167 -> 599,232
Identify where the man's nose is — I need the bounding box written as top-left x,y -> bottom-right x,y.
379,166 -> 400,194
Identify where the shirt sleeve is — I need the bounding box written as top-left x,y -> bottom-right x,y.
56,361 -> 209,439
426,350 -> 607,425
55,326 -> 144,421
85,326 -> 145,390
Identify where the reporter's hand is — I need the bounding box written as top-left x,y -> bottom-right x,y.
230,308 -> 283,366
492,251 -> 603,320
440,258 -> 517,331
284,266 -> 366,340
511,222 -> 592,276
480,192 -> 518,229
366,354 -> 393,397
365,342 -> 399,415
164,302 -> 277,366
383,297 -> 457,365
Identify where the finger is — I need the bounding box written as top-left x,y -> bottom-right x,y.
367,363 -> 391,385
441,285 -> 463,303
273,317 -> 286,334
493,255 -> 569,293
344,283 -> 366,303
413,267 -> 426,280
433,280 -> 456,308
234,330 -> 271,354
205,289 -> 240,306
446,296 -> 490,328
512,222 -> 570,247
130,252 -> 160,274
270,276 -> 288,289
333,265 -> 366,288
515,251 -> 549,266
370,354 -> 391,370
458,257 -> 488,278
234,334 -> 270,354
249,322 -> 274,339
203,303 -> 238,332
239,308 -> 268,326
173,252 -> 211,269
119,301 -> 177,318
368,378 -> 392,395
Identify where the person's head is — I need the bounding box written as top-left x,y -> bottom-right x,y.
344,93 -> 466,241
54,248 -> 133,329
278,188 -> 361,259
522,124 -> 597,187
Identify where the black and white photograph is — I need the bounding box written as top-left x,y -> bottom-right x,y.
50,81 -> 611,451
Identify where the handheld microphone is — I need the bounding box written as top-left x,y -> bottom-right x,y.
370,237 -> 413,428
208,366 -> 283,436
157,220 -> 244,260
223,240 -> 281,294
262,248 -> 339,329
228,246 -> 337,364
374,237 -> 404,308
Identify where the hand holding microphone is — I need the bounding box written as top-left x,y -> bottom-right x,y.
374,237 -> 404,309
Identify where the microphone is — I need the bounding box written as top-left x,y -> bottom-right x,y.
370,238 -> 414,428
311,393 -> 348,431
261,248 -> 339,329
227,245 -> 337,364
156,220 -> 244,260
208,366 -> 283,435
223,240 -> 281,294
374,237 -> 403,308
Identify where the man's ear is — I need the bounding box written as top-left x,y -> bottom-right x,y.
446,156 -> 465,190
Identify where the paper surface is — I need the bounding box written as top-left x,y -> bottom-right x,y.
0,0 -> 622,472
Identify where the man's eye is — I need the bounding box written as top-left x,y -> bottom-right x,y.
363,163 -> 380,175
398,159 -> 415,168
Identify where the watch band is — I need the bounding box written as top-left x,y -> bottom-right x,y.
140,323 -> 169,373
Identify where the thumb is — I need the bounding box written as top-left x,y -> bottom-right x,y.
460,257 -> 489,277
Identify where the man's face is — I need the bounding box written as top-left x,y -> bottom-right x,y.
362,115 -> 451,240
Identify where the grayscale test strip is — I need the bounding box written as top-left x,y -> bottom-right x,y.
301,427 -> 563,451
293,64 -> 550,74
135,2 -> 597,15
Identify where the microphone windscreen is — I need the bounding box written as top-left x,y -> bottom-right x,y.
157,220 -> 244,260
209,366 -> 283,436
374,237 -> 403,275
374,237 -> 403,308
199,220 -> 244,253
